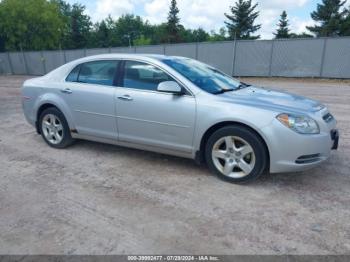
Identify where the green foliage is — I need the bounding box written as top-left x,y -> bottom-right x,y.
0,0 -> 65,51
224,0 -> 261,39
340,6 -> 350,36
209,28 -> 228,41
192,28 -> 210,42
55,1 -> 92,49
134,35 -> 152,46
92,20 -> 111,48
2,0 -> 349,52
178,27 -> 210,42
274,11 -> 291,39
0,36 -> 5,52
167,0 -> 182,43
289,32 -> 314,38
307,0 -> 346,36
113,14 -> 150,46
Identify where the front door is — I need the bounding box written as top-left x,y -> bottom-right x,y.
115,60 -> 196,153
59,60 -> 119,140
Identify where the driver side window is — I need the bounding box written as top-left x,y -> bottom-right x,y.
122,61 -> 174,91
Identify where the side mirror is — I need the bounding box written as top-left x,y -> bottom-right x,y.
157,81 -> 183,95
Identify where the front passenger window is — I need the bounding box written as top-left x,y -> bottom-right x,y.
123,61 -> 174,91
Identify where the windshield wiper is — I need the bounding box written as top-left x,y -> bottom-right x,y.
237,82 -> 251,89
213,88 -> 235,94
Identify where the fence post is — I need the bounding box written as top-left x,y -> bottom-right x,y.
163,45 -> 166,55
63,49 -> 67,63
21,47 -> 29,75
195,42 -> 199,60
7,52 -> 14,75
268,40 -> 275,77
319,38 -> 327,77
41,50 -> 47,74
231,40 -> 237,76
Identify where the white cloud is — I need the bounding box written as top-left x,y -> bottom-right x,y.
290,17 -> 314,34
91,0 -> 316,39
95,0 -> 135,21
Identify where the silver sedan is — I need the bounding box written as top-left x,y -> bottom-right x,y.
21,54 -> 339,183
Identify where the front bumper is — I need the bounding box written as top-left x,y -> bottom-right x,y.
331,129 -> 339,150
261,117 -> 338,174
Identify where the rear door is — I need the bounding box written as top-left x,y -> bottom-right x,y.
115,60 -> 196,153
59,60 -> 119,140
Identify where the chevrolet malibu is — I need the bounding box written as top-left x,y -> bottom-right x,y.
21,54 -> 339,183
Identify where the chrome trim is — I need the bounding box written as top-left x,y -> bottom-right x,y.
74,109 -> 115,118
64,58 -> 195,97
117,115 -> 190,128
74,109 -> 190,128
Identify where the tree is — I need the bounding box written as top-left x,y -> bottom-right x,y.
225,0 -> 261,39
307,0 -> 346,36
209,27 -> 227,41
134,35 -> 152,46
290,32 -> 314,38
62,3 -> 92,49
274,11 -> 291,39
0,0 -> 65,51
92,20 -> 110,48
0,36 -> 5,52
340,5 -> 350,35
192,28 -> 210,42
113,14 -> 148,47
167,0 -> 182,43
151,23 -> 169,44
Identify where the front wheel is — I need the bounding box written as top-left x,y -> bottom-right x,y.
205,125 -> 268,183
39,107 -> 74,148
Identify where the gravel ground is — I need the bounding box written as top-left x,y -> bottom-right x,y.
0,75 -> 349,255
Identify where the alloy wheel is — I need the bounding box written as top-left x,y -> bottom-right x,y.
41,114 -> 64,145
211,136 -> 256,178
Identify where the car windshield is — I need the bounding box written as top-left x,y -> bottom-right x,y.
162,57 -> 242,94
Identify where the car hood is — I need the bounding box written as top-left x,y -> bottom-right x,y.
218,86 -> 324,113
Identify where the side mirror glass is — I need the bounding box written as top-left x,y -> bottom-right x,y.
157,81 -> 183,95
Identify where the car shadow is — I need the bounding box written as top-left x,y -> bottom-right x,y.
68,139 -> 341,187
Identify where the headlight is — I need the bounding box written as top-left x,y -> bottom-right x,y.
277,113 -> 320,134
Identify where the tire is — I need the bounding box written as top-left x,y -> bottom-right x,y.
205,125 -> 268,183
39,107 -> 74,149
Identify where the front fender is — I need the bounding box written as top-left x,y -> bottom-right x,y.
193,100 -> 276,157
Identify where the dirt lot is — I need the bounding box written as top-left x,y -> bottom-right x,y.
0,75 -> 349,255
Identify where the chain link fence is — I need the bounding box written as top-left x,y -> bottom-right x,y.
0,37 -> 349,78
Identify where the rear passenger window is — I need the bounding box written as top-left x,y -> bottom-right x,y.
78,61 -> 119,86
123,61 -> 174,91
65,61 -> 119,86
66,65 -> 80,82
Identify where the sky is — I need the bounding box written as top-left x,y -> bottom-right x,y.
66,0 -> 350,39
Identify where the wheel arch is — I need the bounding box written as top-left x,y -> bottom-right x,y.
196,121 -> 270,169
36,103 -> 61,134
35,100 -> 75,134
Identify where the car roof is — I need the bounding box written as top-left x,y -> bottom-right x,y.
74,53 -> 186,62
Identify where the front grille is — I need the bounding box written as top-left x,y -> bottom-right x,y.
295,154 -> 321,164
323,113 -> 334,123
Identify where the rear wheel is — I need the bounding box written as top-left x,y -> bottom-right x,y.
39,107 -> 74,148
205,125 -> 268,183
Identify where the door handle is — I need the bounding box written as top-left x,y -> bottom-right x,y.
117,95 -> 133,101
60,88 -> 73,94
